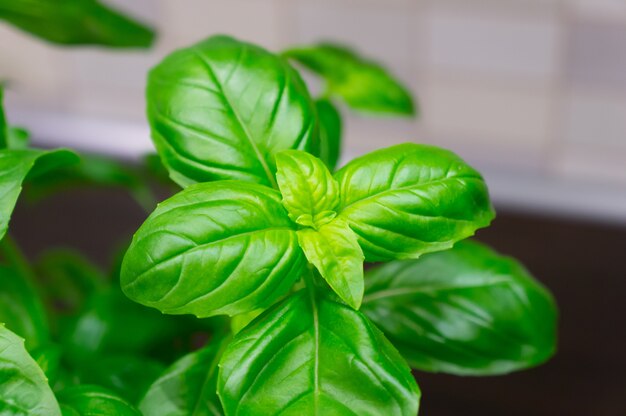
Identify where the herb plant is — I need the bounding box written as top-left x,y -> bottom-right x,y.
0,32 -> 557,415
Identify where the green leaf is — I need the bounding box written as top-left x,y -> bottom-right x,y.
0,0 -> 154,47
59,288 -> 181,364
34,249 -> 106,314
335,143 -> 494,261
31,344 -> 62,387
140,335 -> 231,416
121,181 -> 305,317
315,99 -> 342,171
0,325 -> 61,416
147,35 -> 318,188
0,148 -> 79,240
0,87 -> 7,149
284,43 -> 415,115
297,219 -> 364,309
76,355 -> 165,405
362,240 -> 558,376
0,265 -> 49,350
218,290 -> 420,415
57,385 -> 140,416
275,150 -> 339,228
24,154 -> 156,211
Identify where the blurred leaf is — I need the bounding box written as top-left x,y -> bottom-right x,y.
362,240 -> 558,375
0,0 -> 155,47
76,354 -> 165,405
0,265 -> 49,350
0,325 -> 61,415
57,385 -> 140,415
59,287 -> 178,364
315,99 -> 342,171
31,343 -> 63,386
140,335 -> 231,416
25,154 -> 156,211
284,43 -> 415,115
0,148 -> 79,240
0,86 -> 7,148
34,249 -> 107,314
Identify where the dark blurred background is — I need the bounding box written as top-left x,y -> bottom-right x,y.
2,0 -> 626,414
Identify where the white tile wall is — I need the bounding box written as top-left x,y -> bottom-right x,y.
426,9 -> 561,80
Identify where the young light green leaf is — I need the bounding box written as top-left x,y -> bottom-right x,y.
315,99 -> 342,171
335,143 -> 494,261
121,181 -> 305,318
284,43 -> 415,115
0,148 -> 79,240
147,35 -> 317,188
297,219 -> 364,309
0,87 -> 30,150
362,240 -> 558,376
0,265 -> 49,350
0,325 -> 61,416
275,149 -> 339,228
218,290 -> 420,416
140,335 -> 231,416
57,385 -> 141,416
0,0 -> 154,47
76,355 -> 165,405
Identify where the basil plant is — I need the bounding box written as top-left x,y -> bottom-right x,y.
116,36 -> 558,415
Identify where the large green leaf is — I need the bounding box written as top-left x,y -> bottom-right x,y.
0,265 -> 49,350
297,219 -> 364,309
315,99 -> 342,171
76,355 -> 165,405
218,290 -> 420,415
140,335 -> 231,416
121,181 -> 305,317
275,149 -> 339,228
284,43 -> 415,115
0,325 -> 61,416
362,240 -> 558,376
0,148 -> 78,240
57,385 -> 140,416
147,35 -> 317,188
335,143 -> 494,261
0,0 -> 154,47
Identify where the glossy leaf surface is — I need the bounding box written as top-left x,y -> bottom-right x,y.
335,143 -> 494,261
0,148 -> 78,239
57,385 -> 140,416
315,99 -> 341,171
0,325 -> 61,416
140,335 -> 231,416
147,35 -> 317,188
218,291 -> 420,415
275,150 -> 339,228
0,0 -> 154,47
297,220 -> 364,309
121,181 -> 305,317
285,43 -> 414,115
362,240 -> 558,375
0,265 -> 49,350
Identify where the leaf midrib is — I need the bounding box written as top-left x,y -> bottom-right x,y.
192,46 -> 278,189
